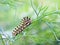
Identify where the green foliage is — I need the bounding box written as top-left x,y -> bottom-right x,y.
0,0 -> 60,45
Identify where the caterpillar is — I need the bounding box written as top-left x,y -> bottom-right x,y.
12,16 -> 31,36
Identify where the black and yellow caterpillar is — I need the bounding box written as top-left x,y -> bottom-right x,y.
12,16 -> 31,36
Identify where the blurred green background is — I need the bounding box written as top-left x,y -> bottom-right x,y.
0,0 -> 60,45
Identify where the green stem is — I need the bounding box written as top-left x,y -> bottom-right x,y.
46,22 -> 60,41
0,34 -> 5,45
